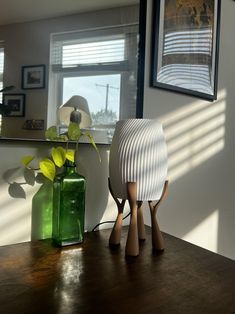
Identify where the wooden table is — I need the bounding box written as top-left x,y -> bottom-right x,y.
0,227 -> 235,314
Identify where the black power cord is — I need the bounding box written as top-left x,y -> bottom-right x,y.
92,211 -> 131,232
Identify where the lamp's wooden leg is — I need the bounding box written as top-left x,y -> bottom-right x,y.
137,201 -> 146,241
125,182 -> 139,257
108,178 -> 126,247
148,181 -> 169,252
109,208 -> 125,247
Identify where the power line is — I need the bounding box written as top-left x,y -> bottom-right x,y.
96,83 -> 119,113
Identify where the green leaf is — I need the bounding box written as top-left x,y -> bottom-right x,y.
51,147 -> 66,167
83,132 -> 101,162
39,158 -> 56,181
66,149 -> 75,162
45,126 -> 58,140
21,155 -> 35,166
68,122 -> 81,141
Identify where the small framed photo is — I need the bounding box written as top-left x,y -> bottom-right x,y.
2,94 -> 26,117
21,64 -> 46,89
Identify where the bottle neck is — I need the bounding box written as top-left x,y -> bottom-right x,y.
64,160 -> 77,175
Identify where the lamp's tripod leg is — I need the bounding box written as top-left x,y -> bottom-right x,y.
148,181 -> 169,252
137,201 -> 146,241
125,182 -> 139,257
108,178 -> 126,247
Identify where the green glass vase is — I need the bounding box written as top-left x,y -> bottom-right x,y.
52,160 -> 86,246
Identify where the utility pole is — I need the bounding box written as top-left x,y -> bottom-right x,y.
96,83 -> 119,113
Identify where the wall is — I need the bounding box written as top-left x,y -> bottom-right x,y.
143,0 -> 235,260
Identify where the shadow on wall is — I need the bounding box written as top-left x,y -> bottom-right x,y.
4,167 -> 43,199
162,89 -> 226,183
76,145 -> 110,231
155,88 -> 228,255
3,167 -> 27,199
0,166 -> 39,244
2,165 -> 53,240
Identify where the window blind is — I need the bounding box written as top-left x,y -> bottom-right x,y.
50,25 -> 138,72
62,39 -> 125,65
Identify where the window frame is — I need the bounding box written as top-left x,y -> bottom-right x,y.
60,70 -> 124,123
46,1 -> 147,144
49,27 -> 139,133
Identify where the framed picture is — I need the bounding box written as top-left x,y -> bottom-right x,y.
21,64 -> 46,89
151,0 -> 221,101
2,94 -> 26,117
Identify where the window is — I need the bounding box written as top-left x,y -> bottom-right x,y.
63,74 -> 121,125
48,25 -> 138,143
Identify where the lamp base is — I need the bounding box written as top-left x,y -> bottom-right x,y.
70,108 -> 81,124
108,179 -> 169,257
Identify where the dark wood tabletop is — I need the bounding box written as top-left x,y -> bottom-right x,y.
0,226 -> 235,314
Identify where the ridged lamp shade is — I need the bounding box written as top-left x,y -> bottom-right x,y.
109,119 -> 168,201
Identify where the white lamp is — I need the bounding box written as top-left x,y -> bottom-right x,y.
109,119 -> 168,256
59,95 -> 92,129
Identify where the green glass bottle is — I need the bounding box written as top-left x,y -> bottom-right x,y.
52,160 -> 86,246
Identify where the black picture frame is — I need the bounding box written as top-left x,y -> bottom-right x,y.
21,64 -> 46,89
151,0 -> 221,101
136,0 -> 147,118
2,93 -> 26,117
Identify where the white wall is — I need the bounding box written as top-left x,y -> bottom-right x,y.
143,0 -> 235,260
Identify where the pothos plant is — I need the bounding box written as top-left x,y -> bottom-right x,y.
21,122 -> 100,181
